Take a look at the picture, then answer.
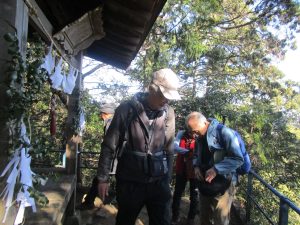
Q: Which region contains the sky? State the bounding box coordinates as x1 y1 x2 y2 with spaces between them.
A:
83 63 140 101
276 33 300 82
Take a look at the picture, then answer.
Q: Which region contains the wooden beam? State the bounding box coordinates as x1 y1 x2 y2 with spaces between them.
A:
53 6 105 56
87 49 130 63
105 30 140 46
27 0 53 41
91 43 134 59
94 56 129 70
104 17 144 36
114 0 156 12
86 50 130 69
130 0 167 62
25 0 81 70
105 0 152 27
103 38 137 52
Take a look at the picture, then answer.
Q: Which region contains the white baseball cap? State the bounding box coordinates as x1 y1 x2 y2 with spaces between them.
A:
151 68 181 100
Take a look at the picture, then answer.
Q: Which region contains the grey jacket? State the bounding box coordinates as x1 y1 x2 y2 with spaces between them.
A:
97 93 175 183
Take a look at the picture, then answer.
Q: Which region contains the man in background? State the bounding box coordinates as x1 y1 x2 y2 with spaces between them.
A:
78 103 116 210
188 112 244 225
172 128 199 225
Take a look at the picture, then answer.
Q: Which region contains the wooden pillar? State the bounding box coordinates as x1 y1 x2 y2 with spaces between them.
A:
64 52 82 217
0 1 28 224
65 52 83 175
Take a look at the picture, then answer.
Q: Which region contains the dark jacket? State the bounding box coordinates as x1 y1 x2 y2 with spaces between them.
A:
97 93 175 183
103 118 113 134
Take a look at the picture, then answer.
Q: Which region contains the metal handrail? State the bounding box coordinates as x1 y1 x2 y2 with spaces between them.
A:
245 170 300 225
31 149 100 168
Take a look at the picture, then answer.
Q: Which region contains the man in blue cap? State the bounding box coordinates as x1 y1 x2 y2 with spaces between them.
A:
78 103 116 210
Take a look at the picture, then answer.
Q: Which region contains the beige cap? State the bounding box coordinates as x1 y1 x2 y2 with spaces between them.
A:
151 68 181 100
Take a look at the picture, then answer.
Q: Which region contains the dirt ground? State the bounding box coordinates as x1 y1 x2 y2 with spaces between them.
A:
70 187 243 225
75 196 199 225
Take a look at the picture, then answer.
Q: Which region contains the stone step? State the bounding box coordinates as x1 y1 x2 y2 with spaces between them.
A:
25 173 76 225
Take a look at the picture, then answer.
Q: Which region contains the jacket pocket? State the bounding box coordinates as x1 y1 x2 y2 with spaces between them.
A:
117 151 148 179
147 154 168 177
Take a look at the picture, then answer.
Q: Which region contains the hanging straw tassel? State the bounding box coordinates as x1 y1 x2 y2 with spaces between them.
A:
50 94 57 136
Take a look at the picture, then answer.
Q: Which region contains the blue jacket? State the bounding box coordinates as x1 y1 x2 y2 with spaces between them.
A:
193 119 244 181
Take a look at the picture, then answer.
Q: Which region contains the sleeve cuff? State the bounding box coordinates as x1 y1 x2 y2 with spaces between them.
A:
97 176 109 183
213 166 219 174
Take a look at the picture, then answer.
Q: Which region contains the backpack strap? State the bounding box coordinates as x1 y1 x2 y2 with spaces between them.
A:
164 104 169 126
110 102 136 173
216 123 238 150
162 104 169 148
114 101 169 159
216 123 225 146
216 123 251 175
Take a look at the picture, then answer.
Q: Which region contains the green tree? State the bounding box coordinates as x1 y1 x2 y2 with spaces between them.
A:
127 0 300 223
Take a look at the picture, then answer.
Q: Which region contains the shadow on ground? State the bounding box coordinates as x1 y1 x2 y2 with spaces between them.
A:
65 187 244 225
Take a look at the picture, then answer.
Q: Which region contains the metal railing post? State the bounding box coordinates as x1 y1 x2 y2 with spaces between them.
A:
246 172 253 223
278 199 289 225
77 145 82 185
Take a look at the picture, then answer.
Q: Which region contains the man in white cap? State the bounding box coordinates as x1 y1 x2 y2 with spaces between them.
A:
97 68 181 225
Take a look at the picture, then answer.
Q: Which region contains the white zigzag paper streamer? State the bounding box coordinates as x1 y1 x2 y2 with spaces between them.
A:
0 120 37 225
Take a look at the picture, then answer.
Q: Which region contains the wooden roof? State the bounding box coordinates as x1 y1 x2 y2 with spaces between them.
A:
35 0 167 69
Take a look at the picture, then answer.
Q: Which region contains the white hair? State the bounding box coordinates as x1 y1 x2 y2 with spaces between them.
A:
185 112 207 129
